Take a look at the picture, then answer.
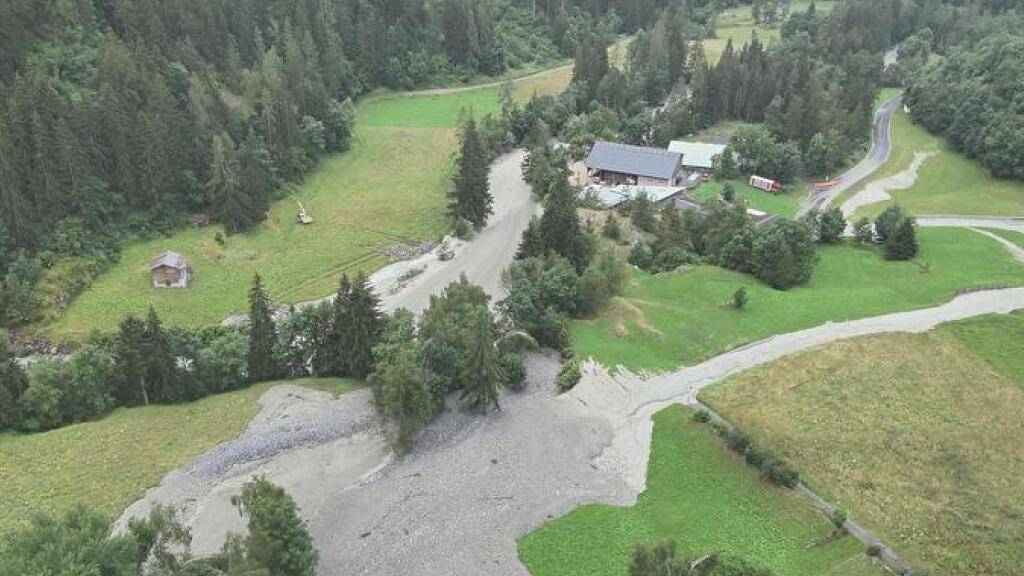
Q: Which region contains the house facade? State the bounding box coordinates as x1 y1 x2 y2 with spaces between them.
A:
149 251 190 288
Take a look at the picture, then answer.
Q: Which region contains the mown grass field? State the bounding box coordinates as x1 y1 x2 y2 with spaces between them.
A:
518 406 881 576
51 70 570 338
0 377 361 542
691 178 803 218
571 227 1024 371
847 109 1024 220
705 1 835 62
700 312 1024 575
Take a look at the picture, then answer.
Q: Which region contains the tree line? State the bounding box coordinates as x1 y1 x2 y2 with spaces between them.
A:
0 0 673 330
1 476 318 576
902 5 1024 181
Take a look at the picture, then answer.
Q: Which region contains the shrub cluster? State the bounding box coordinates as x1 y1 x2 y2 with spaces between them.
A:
555 359 583 393
698 416 802 489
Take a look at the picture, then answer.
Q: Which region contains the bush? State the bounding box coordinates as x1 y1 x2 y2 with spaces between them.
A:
765 459 800 487
721 428 751 453
816 208 846 244
743 445 769 468
721 182 736 202
628 241 655 269
602 213 623 241
555 359 582 392
500 352 527 391
693 409 711 423
650 247 699 273
732 287 748 309
629 193 657 232
830 508 848 529
853 217 873 244
866 544 883 557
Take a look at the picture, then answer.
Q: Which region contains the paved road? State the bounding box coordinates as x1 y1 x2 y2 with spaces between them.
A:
797 96 901 218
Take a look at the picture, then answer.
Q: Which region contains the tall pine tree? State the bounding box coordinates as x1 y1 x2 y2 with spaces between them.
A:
248 274 279 382
208 133 263 234
460 308 502 413
141 306 179 403
539 177 590 272
343 273 384 378
447 117 492 230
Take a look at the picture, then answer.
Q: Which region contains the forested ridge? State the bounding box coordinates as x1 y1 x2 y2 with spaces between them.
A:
0 0 671 328
900 4 1024 180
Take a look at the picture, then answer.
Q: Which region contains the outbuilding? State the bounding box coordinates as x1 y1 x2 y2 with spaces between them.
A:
585 141 683 186
667 141 727 172
149 251 190 288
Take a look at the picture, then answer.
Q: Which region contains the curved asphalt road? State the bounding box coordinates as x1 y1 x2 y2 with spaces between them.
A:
796 96 901 218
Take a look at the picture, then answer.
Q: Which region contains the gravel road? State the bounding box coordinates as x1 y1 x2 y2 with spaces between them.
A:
839 152 933 217
379 149 537 314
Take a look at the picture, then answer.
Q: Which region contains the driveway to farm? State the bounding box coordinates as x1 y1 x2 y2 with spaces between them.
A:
379 149 537 313
120 284 1024 576
796 96 901 218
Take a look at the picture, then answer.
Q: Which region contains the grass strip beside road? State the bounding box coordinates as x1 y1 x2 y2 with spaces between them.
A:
571 227 1024 372
0 378 362 542
518 405 881 576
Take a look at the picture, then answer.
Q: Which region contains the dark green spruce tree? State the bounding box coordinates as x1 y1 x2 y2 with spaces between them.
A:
326 273 354 376
539 178 590 272
141 306 178 403
460 308 502 413
343 273 384 378
115 314 149 406
248 274 279 382
447 117 492 230
208 133 263 234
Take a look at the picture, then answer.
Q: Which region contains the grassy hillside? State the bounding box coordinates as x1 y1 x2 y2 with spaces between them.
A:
51 71 569 338
704 1 835 62
701 313 1024 575
518 406 881 576
847 109 1024 219
0 378 361 542
571 227 1024 371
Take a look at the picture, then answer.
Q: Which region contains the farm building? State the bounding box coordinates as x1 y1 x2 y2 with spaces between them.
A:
667 141 727 171
149 251 190 288
585 141 683 186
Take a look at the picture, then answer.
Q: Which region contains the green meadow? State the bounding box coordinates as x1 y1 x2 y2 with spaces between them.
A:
51 70 570 338
572 227 1024 372
702 312 1024 574
518 406 881 576
847 109 1024 219
0 378 361 542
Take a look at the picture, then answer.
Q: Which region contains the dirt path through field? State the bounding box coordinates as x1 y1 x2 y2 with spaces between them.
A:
839 151 933 217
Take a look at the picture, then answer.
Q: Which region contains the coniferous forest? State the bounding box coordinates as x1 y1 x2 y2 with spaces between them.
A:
0 0 672 281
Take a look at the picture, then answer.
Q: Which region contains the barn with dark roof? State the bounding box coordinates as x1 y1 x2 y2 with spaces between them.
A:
584 141 684 186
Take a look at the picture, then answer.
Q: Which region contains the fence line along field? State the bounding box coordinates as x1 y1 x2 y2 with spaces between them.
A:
50 70 569 339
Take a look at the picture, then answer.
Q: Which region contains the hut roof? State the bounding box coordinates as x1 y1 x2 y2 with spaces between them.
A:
149 251 187 271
